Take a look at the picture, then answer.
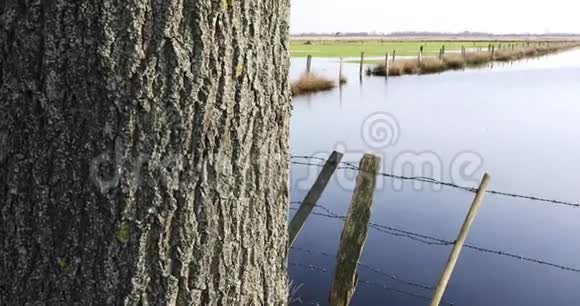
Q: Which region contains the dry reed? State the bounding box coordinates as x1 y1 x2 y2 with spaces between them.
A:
370 44 578 78
291 73 336 96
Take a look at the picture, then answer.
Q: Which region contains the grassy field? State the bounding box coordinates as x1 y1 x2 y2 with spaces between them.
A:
290 40 517 58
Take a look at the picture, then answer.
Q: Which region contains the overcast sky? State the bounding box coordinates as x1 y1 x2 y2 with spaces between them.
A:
290 0 578 34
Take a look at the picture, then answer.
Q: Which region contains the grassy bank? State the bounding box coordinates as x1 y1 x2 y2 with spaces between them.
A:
369 45 578 77
290 40 512 58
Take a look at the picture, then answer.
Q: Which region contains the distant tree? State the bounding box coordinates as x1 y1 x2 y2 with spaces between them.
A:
0 0 291 304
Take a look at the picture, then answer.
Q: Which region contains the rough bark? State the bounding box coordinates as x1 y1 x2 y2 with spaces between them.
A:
0 0 291 305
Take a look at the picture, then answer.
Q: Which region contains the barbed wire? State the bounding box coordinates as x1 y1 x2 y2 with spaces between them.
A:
289 202 580 274
290 156 580 208
290 246 435 291
289 260 455 306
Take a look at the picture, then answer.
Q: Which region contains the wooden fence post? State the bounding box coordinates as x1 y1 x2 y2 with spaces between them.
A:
306 54 312 74
329 154 381 306
392 49 396 62
359 52 365 79
288 151 344 247
461 46 466 59
441 45 445 59
430 173 492 306
418 46 424 65
491 45 495 59
384 52 389 79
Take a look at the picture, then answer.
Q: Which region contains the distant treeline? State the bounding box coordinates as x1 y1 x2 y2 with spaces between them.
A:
292 31 580 38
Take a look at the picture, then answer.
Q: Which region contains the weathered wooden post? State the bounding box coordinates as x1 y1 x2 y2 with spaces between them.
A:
430 173 492 306
306 54 312 73
461 46 466 59
329 154 381 306
384 52 390 79
418 45 424 65
491 45 495 59
392 49 396 62
359 52 365 79
288 151 344 246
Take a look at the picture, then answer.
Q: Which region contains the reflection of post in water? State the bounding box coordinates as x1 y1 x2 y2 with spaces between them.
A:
339 82 344 109
339 57 344 86
306 92 312 108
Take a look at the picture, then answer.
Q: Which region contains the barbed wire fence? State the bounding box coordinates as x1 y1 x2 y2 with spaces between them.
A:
289 260 455 306
287 155 580 304
290 156 580 208
289 202 580 274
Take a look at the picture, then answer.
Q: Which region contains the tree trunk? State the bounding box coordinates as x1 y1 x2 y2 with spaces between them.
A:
0 1 291 305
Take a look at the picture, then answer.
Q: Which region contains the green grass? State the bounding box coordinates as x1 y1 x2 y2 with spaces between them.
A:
290 40 519 58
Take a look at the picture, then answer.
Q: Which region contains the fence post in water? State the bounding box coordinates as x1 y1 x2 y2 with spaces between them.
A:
461 46 466 59
491 45 496 59
329 154 381 306
430 173 492 306
392 49 396 62
306 54 312 74
384 52 390 79
359 52 365 79
418 46 424 65
288 151 344 247
339 57 344 86
442 45 446 59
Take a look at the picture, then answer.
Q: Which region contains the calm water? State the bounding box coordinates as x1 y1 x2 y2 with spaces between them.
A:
288 49 580 306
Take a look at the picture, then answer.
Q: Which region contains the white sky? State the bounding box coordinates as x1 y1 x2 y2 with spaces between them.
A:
290 0 579 34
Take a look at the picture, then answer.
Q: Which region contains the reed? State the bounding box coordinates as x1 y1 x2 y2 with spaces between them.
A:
443 55 466 70
419 58 447 74
291 73 336 96
464 52 490 66
370 44 579 78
